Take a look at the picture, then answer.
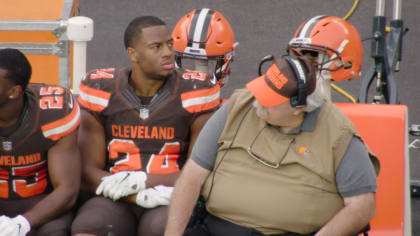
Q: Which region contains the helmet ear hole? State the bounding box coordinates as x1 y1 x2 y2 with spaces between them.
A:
344 62 352 69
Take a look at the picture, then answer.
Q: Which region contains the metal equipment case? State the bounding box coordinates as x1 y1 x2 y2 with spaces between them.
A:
0 0 79 87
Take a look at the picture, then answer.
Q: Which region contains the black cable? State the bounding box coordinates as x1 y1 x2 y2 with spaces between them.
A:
206 105 253 201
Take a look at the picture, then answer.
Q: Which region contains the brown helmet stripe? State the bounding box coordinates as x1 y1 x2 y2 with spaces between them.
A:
187 8 215 49
296 15 327 38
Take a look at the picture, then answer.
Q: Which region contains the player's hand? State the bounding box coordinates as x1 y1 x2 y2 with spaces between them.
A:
96 171 147 201
0 215 31 236
136 185 173 208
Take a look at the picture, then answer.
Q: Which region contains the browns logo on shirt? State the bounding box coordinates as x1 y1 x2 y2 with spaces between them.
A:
78 67 220 174
0 84 80 199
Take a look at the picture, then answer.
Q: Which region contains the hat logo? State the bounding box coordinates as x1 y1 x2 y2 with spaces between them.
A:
298 146 310 157
266 64 288 90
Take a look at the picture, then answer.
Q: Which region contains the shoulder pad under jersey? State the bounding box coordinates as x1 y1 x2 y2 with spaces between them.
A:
78 68 117 112
178 69 221 114
29 83 80 141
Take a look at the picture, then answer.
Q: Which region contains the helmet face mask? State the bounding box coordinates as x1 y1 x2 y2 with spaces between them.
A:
317 52 334 81
288 15 362 82
175 53 222 81
172 8 236 87
290 46 344 73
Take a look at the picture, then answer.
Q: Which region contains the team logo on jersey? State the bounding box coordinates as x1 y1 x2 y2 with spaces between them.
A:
2 141 12 151
209 74 217 85
298 146 310 157
139 108 149 120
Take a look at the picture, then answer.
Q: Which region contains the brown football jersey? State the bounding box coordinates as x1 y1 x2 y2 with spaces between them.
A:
78 67 220 174
0 84 80 199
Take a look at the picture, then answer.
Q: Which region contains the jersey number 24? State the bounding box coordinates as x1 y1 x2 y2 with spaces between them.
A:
108 139 180 174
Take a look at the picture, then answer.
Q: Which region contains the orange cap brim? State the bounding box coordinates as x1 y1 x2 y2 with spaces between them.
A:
246 75 290 107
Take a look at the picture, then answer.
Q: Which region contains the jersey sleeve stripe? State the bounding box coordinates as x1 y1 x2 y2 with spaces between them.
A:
181 85 220 113
78 83 111 112
41 97 81 141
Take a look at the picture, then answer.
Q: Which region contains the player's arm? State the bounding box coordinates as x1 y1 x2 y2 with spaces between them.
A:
315 137 377 235
164 159 210 236
188 111 215 158
315 192 375 236
22 130 80 227
166 102 227 235
78 109 110 193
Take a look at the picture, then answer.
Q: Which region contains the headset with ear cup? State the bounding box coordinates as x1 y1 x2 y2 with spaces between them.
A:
283 55 308 108
257 55 308 108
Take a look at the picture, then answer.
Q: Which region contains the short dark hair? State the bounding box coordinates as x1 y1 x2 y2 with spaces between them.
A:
124 16 167 49
0 48 32 91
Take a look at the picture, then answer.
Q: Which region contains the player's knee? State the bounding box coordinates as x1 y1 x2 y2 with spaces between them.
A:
138 206 168 236
71 197 137 236
71 212 107 235
36 211 72 236
37 228 69 236
138 220 165 236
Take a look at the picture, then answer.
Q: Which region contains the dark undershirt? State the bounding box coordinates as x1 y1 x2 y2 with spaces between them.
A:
138 96 154 106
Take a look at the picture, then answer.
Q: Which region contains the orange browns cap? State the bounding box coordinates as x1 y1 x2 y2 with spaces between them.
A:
246 56 316 107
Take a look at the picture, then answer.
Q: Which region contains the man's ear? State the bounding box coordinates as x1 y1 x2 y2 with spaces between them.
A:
7 85 22 100
127 47 138 63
